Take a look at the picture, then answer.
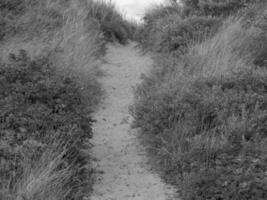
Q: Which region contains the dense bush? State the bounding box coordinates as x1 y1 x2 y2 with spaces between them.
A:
143 3 182 23
142 13 221 54
0 50 97 199
0 1 110 199
0 0 65 41
87 0 136 44
0 0 25 16
132 3 267 200
138 0 266 55
0 0 139 199
0 0 134 44
138 2 223 55
181 0 265 17
0 0 24 40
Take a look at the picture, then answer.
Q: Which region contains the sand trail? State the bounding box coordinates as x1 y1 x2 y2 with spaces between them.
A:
91 43 176 200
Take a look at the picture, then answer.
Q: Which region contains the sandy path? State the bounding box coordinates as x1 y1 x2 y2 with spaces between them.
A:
90 43 176 200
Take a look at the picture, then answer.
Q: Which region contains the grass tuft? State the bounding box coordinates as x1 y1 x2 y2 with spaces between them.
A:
87 0 136 44
132 2 267 199
0 0 130 199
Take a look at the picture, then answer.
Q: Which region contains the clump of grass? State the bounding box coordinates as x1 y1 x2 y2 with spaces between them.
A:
138 3 222 54
0 50 96 200
181 0 265 17
0 0 65 42
87 0 135 44
132 2 267 200
0 0 112 199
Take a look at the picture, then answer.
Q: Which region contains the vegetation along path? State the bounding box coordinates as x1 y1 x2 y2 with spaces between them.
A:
90 42 176 200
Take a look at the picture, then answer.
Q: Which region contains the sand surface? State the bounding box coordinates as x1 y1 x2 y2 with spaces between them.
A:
90 43 176 200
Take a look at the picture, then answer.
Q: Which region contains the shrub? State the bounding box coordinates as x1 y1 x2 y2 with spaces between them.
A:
0 0 108 199
143 4 182 24
181 0 265 17
0 0 25 16
142 12 221 54
0 50 96 199
132 6 267 200
0 0 24 41
138 0 267 55
0 0 65 42
138 2 223 55
87 0 133 44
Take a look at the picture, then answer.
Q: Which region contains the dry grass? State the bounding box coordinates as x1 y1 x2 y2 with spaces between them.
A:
0 0 115 199
15 147 71 200
0 0 105 107
138 3 222 54
132 3 267 199
185 18 264 76
87 0 136 44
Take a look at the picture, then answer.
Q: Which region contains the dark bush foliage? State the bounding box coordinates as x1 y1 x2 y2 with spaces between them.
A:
0 0 64 42
132 2 267 200
138 0 265 55
0 0 24 41
0 0 25 16
133 57 267 200
143 4 182 24
0 0 116 199
141 12 221 54
181 0 265 17
0 50 95 199
87 0 135 44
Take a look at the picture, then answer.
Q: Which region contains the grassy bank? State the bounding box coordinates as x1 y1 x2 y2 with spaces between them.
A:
0 0 133 199
132 1 267 199
87 0 137 44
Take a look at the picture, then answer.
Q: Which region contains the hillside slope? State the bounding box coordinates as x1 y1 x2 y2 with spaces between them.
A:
0 0 134 199
132 1 267 200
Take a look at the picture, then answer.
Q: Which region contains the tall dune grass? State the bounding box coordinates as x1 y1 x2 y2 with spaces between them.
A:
0 0 131 199
137 3 222 54
87 0 136 44
132 2 267 199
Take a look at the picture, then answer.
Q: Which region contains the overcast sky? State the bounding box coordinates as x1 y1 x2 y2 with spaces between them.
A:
99 0 166 21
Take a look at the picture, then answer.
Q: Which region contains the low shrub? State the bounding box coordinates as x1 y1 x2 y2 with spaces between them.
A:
87 0 134 44
132 6 267 200
181 0 265 17
145 14 221 54
139 3 222 55
0 0 65 42
0 0 116 199
0 0 25 16
0 50 97 199
0 0 24 41
143 3 182 24
138 0 267 55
